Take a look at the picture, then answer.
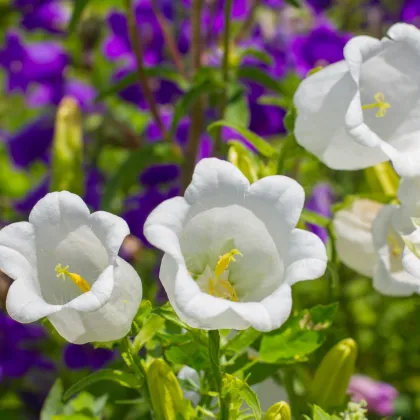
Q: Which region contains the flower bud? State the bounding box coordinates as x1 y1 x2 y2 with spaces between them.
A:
310 338 358 410
148 359 188 420
263 401 292 420
51 97 84 195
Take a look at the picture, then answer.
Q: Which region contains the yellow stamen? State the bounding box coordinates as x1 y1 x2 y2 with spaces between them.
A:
362 92 391 118
387 233 402 258
55 263 91 293
215 249 243 279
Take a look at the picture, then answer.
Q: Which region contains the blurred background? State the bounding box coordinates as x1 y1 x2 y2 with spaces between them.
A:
1 0 420 418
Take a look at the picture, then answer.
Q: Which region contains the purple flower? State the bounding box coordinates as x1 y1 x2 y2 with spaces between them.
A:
7 115 55 169
305 183 334 243
122 186 179 246
401 0 420 26
291 23 350 76
0 312 50 380
15 0 70 34
348 375 398 417
306 0 333 13
140 164 180 186
64 344 115 371
0 32 68 93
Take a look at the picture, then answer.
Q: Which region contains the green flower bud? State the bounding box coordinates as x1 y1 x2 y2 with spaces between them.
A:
148 359 189 420
51 97 84 194
310 338 358 411
263 401 292 420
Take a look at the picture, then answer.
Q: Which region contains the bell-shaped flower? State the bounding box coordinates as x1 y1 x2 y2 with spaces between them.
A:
294 23 420 177
371 179 420 296
333 199 383 277
144 158 327 331
0 191 142 344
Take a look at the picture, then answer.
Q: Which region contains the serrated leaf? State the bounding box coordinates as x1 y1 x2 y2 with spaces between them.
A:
208 121 277 158
301 209 330 228
259 304 338 363
133 313 165 353
68 0 89 34
312 405 341 420
101 143 178 211
63 370 142 401
154 302 189 329
41 379 64 420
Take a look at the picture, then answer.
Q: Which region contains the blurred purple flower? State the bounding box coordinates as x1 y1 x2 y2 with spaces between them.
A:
64 344 115 371
140 164 180 186
0 31 68 93
306 0 334 13
123 186 179 246
0 311 51 380
14 0 70 34
348 374 398 417
401 0 420 26
306 183 334 243
291 23 350 76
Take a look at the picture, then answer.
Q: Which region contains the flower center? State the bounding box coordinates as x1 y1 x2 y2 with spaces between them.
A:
362 92 391 118
208 249 242 302
55 263 91 293
387 232 402 258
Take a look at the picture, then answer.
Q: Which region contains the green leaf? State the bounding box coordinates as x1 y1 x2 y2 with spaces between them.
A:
259 304 338 363
154 302 189 329
237 67 283 95
208 121 278 158
169 79 217 138
95 67 187 102
312 405 341 420
63 370 142 401
300 209 330 228
257 95 290 108
68 0 89 34
41 379 64 420
238 382 261 419
224 328 261 355
133 313 165 353
101 143 179 211
283 106 297 133
225 85 250 128
238 47 274 65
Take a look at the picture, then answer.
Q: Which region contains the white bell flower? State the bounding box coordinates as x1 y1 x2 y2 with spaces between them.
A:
294 23 420 177
1 191 142 344
144 158 327 332
333 199 383 277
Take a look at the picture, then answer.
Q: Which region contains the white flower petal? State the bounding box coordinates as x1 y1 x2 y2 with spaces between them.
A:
246 176 304 254
402 230 420 278
48 258 142 344
373 260 419 296
90 211 130 261
144 197 190 261
284 229 327 285
294 60 388 170
184 158 249 214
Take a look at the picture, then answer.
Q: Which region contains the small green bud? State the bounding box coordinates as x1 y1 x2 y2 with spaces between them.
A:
227 141 259 182
263 401 292 420
310 338 358 411
148 359 189 420
51 97 84 194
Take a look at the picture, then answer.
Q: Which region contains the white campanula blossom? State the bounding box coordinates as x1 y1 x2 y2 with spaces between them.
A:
294 23 420 178
0 191 142 344
144 158 327 332
333 199 383 277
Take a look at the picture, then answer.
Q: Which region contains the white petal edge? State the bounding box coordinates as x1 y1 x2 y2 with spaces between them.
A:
90 211 130 261
283 229 327 285
47 258 142 344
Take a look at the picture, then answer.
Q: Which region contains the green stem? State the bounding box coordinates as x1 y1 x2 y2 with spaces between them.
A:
208 330 229 420
214 0 234 157
276 134 294 174
123 0 169 143
281 369 301 418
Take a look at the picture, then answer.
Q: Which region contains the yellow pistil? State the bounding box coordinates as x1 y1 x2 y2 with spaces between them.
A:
387 232 402 258
207 249 242 302
362 92 391 118
55 263 91 293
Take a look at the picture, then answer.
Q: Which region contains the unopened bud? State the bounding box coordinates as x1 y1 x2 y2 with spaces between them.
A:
51 97 84 194
148 359 188 420
263 401 292 420
310 338 358 411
